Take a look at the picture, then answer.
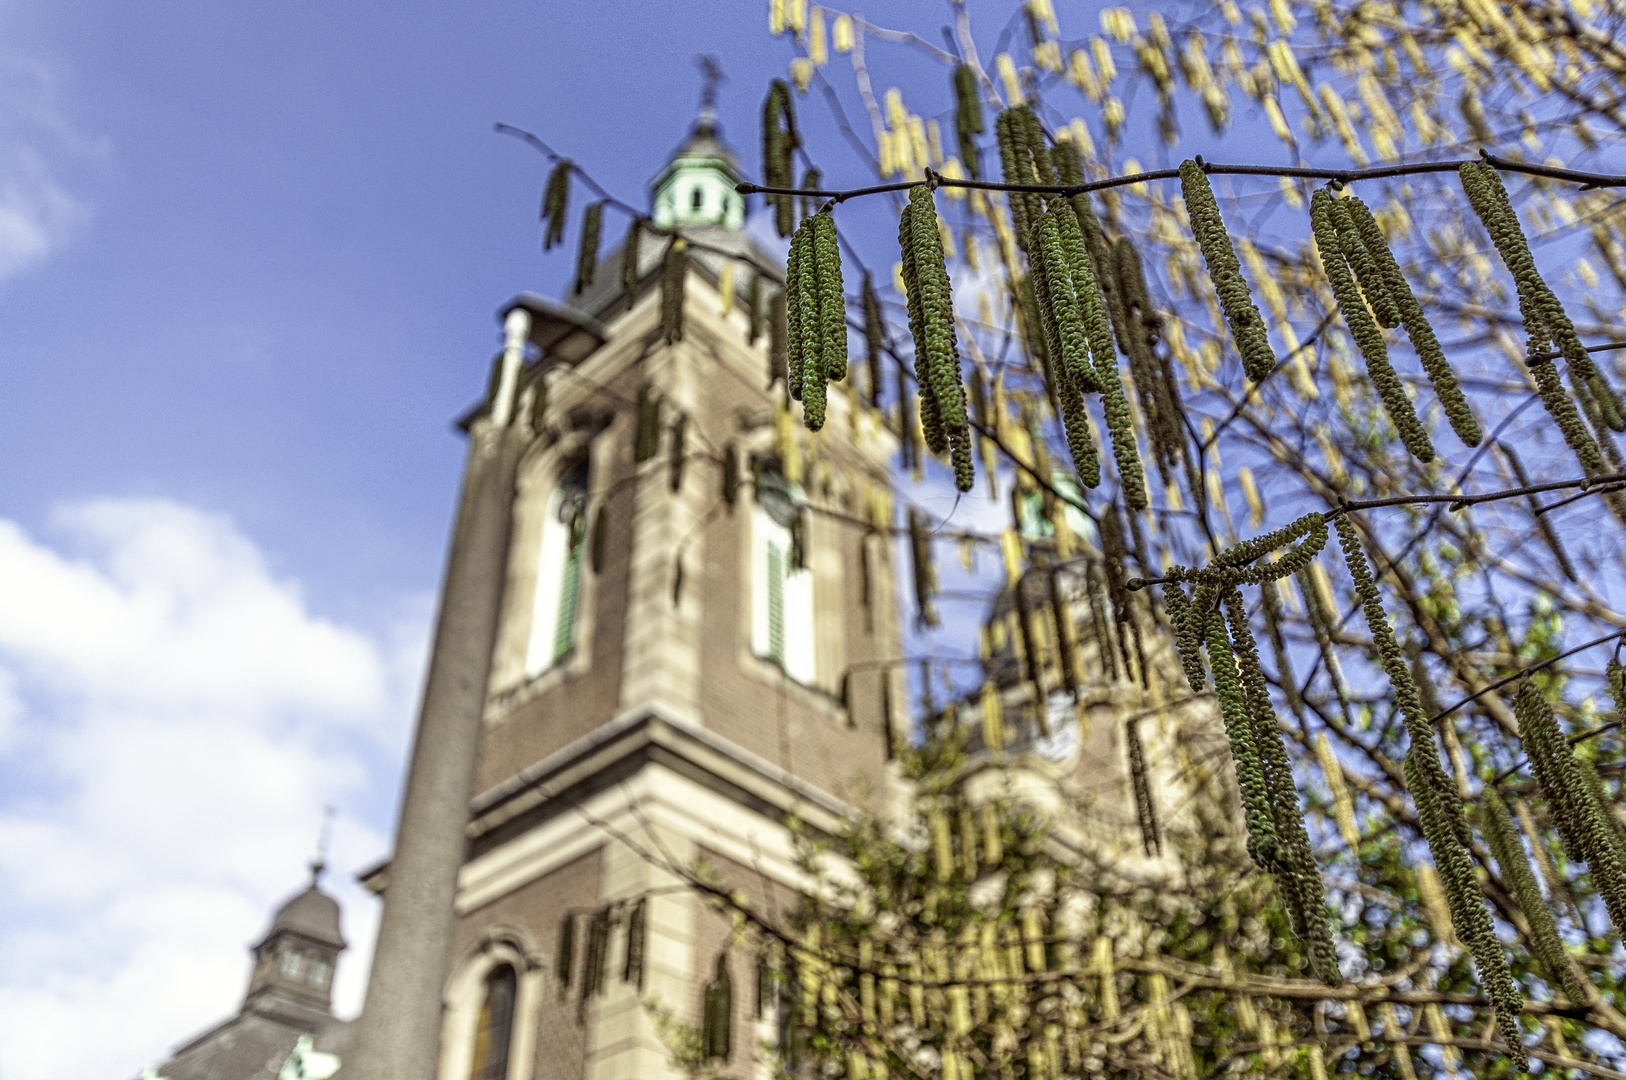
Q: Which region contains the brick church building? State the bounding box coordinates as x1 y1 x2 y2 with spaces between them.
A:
141 92 1220 1080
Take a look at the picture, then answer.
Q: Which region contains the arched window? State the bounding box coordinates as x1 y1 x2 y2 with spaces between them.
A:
470 963 518 1080
691 186 705 210
525 459 590 675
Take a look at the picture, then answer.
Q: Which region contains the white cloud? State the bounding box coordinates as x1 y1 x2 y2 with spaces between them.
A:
0 499 426 1080
0 54 98 282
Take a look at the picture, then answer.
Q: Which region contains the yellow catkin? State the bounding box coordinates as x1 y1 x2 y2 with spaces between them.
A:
995 53 1023 104
1425 1002 1461 1078
1416 863 1460 947
718 262 735 317
808 6 827 65
832 14 853 52
1380 1002 1418 1080
981 802 1003 863
1238 466 1264 527
1093 937 1119 1020
981 681 1005 752
1314 733 1362 851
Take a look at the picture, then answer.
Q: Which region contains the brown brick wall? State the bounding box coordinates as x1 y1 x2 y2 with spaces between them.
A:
449 846 605 1080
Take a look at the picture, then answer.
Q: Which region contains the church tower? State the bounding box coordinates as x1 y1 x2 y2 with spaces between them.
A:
349 95 903 1080
149 862 353 1080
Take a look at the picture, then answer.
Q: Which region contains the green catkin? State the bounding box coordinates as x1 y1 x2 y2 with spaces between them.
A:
1200 604 1279 868
1032 242 1101 489
1067 214 1148 509
1052 199 1117 386
1343 194 1482 446
1337 517 1525 1057
1223 589 1341 985
661 239 687 344
800 167 823 222
634 384 661 463
575 201 602 294
556 914 575 1000
899 202 947 456
1460 162 1625 501
1117 236 1187 482
1310 189 1436 463
797 223 825 408
1033 207 1095 392
1126 718 1161 856
669 413 686 492
1478 785 1588 1003
620 218 641 299
995 110 1029 251
768 290 789 388
996 107 1053 253
906 184 973 490
1018 270 1052 371
1055 363 1102 489
590 504 609 574
786 219 811 400
1610 659 1626 719
814 213 847 383
541 160 571 251
1162 582 1205 690
953 64 983 179
1516 678 1626 935
1460 161 1625 425
624 900 646 988
797 222 828 427
908 508 938 627
721 443 739 507
1516 678 1589 860
1179 160 1276 382
1328 195 1400 329
863 272 885 408
1578 756 1626 868
747 271 764 345
762 80 798 238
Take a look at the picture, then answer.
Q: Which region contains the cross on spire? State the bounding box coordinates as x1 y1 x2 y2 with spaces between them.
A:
695 55 725 129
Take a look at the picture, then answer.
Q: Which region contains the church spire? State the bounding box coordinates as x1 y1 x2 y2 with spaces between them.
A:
650 60 745 230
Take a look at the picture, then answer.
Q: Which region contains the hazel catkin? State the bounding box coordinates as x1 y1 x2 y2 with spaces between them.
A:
1311 189 1435 463
1180 160 1276 382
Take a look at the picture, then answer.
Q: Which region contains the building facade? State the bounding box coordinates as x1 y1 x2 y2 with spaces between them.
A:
342 103 1230 1080
357 112 906 1080
146 865 351 1080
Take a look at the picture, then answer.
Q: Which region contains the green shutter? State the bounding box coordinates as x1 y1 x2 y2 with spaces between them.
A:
767 542 786 664
553 534 583 662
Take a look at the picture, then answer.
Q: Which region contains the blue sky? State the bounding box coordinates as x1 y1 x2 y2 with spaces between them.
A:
0 1 986 1076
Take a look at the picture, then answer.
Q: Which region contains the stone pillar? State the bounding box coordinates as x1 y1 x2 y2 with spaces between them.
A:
347 309 531 1080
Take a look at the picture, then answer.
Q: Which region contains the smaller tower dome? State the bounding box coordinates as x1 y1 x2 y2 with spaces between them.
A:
244 861 347 1012
650 61 745 230
263 882 345 950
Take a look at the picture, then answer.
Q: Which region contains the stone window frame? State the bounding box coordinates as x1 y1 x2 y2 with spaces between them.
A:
438 933 544 1080
490 420 612 707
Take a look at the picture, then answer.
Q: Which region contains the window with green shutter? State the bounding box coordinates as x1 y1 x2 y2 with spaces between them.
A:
525 458 590 677
553 525 584 663
766 542 786 664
